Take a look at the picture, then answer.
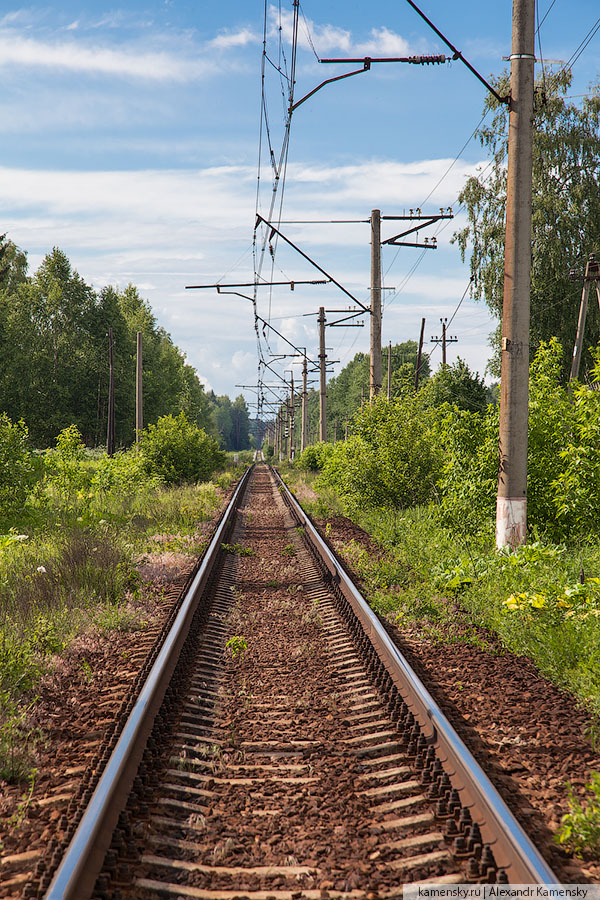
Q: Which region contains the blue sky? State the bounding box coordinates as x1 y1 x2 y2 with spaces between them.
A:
2 1 599 410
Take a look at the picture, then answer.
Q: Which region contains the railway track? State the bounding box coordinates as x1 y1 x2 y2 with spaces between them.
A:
25 464 560 900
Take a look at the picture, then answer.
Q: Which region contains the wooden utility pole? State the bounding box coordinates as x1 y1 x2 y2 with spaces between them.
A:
344 413 348 441
301 357 309 452
136 331 143 446
496 0 536 548
107 327 115 457
386 341 392 399
318 307 327 442
370 209 383 400
415 317 426 391
570 255 600 382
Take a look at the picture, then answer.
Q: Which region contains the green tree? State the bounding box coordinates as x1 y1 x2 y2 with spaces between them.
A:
0 248 106 446
455 70 600 378
0 234 28 292
230 395 251 450
421 358 488 413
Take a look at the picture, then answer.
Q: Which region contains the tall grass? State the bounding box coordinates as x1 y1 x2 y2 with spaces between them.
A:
0 453 238 782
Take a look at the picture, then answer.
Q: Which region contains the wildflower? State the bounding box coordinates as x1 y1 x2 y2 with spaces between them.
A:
36 565 47 574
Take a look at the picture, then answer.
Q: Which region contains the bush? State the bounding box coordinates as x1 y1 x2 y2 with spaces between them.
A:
318 396 442 514
91 448 162 502
139 412 225 485
0 414 36 522
295 442 334 471
439 339 577 538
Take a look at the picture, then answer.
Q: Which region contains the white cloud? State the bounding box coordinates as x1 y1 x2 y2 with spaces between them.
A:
275 6 414 58
209 28 259 50
0 31 213 80
355 27 410 57
0 155 490 394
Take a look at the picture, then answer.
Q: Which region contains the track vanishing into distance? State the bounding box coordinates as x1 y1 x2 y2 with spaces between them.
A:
25 464 559 900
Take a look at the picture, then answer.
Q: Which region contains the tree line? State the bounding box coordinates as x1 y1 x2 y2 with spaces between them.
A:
0 240 251 451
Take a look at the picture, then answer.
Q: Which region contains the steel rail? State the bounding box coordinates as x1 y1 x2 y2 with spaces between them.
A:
43 466 253 900
272 466 560 886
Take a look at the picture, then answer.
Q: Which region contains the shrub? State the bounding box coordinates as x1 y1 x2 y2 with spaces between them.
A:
43 424 89 516
91 448 162 502
318 396 442 514
139 412 225 485
439 339 576 538
0 415 36 523
295 442 334 471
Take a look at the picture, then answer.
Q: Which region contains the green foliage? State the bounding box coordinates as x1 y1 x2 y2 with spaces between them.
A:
421 358 488 414
0 694 39 783
221 543 254 557
439 339 576 537
0 415 36 523
44 424 88 515
454 69 600 377
295 441 334 471
0 247 216 447
210 393 251 451
225 635 247 659
558 772 600 856
552 351 600 537
91 449 162 502
318 395 442 514
139 412 225 485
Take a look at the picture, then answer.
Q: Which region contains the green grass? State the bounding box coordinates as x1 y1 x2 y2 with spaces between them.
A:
287 470 600 714
0 464 237 782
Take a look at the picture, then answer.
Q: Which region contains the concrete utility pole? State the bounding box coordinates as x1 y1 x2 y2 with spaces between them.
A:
441 317 457 365
289 374 295 462
370 209 383 400
107 327 115 457
318 307 327 441
136 331 143 446
570 255 600 382
415 317 426 391
386 341 392 399
496 0 536 548
431 318 457 365
301 357 309 452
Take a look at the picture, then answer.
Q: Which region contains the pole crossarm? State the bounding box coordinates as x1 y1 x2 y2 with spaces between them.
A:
381 212 453 246
185 279 330 290
255 215 369 312
291 54 446 112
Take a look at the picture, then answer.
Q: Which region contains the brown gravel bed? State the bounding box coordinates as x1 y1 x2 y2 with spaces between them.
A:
137 468 464 898
0 494 232 900
316 513 600 883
